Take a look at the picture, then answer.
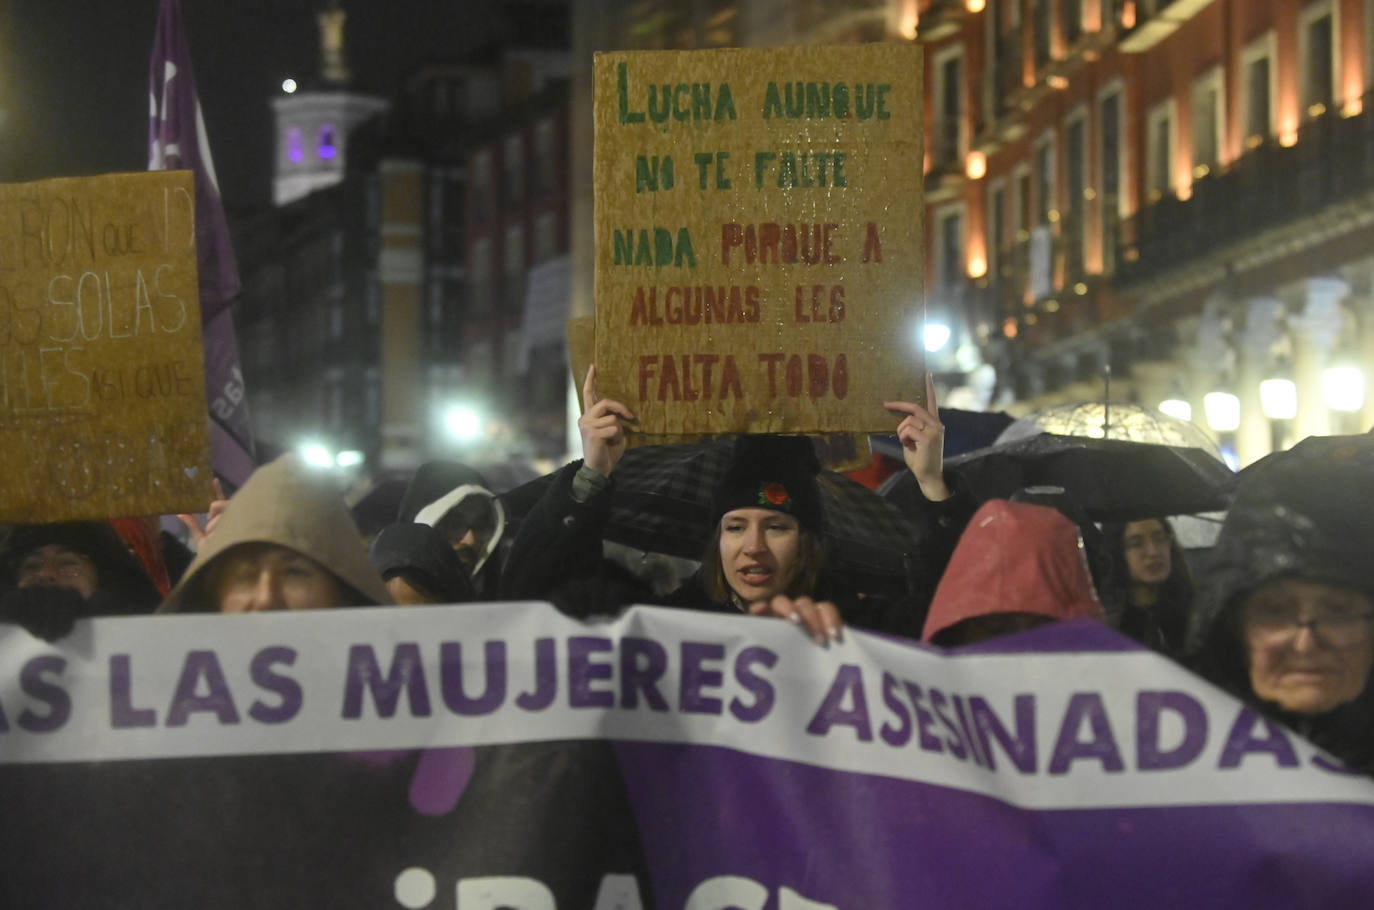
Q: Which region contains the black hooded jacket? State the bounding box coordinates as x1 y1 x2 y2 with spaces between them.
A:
1188 453 1374 775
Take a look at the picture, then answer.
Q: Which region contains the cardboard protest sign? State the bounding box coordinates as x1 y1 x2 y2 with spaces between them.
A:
594 45 925 437
4 604 1374 908
0 171 211 521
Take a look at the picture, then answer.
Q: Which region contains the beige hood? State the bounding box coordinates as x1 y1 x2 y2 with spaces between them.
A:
160 454 392 613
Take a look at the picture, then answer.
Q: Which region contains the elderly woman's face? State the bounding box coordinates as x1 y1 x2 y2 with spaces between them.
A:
719 508 801 604
1243 578 1374 714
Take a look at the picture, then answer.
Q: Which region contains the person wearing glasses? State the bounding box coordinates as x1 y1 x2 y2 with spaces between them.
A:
1191 454 1374 774
0 523 162 641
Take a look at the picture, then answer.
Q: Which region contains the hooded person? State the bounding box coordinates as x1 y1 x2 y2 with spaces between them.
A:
921 499 1104 647
159 454 391 613
0 521 163 641
368 522 476 605
1190 454 1374 774
397 461 509 600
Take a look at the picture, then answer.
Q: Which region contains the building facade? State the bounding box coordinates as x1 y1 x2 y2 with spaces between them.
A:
571 0 1374 465
233 7 573 476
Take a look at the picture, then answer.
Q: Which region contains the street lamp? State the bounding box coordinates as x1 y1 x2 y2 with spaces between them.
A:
299 442 335 469
1258 378 1298 420
336 450 365 469
443 404 484 443
923 322 951 353
1203 391 1240 432
1323 365 1366 412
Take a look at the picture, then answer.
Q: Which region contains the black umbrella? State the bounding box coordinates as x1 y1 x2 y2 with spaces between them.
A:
1239 431 1374 482
503 438 922 592
896 432 1235 523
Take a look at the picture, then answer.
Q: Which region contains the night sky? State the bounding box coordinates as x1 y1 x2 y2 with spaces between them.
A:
4 0 556 210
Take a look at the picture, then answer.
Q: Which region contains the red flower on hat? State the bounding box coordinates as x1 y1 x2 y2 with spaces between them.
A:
760 482 789 506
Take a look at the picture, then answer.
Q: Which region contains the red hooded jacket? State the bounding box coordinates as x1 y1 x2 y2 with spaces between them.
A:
921 499 1103 643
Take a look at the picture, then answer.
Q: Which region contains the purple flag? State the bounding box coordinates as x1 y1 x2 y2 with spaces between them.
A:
148 0 255 488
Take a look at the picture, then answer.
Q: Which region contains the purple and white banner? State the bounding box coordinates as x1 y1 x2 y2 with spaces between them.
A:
2 603 1373 908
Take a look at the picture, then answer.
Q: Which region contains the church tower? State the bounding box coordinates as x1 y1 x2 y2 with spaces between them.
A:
271 2 388 206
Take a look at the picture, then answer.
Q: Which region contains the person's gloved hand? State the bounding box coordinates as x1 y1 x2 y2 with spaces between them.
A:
0 584 90 643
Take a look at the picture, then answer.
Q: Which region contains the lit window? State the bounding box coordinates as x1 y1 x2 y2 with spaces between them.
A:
287 128 303 164
318 124 337 160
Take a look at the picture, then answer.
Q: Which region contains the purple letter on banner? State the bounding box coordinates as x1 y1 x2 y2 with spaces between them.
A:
969 694 1037 773
729 646 777 723
342 644 432 718
620 637 670 711
1136 690 1207 771
18 656 71 734
806 664 873 741
680 642 725 715
1218 707 1300 768
1049 692 1125 774
439 641 508 716
110 654 157 728
248 646 302 724
569 637 614 708
166 651 240 726
516 637 558 711
879 672 912 747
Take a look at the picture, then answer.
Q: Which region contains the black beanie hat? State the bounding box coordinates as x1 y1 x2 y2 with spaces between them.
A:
711 435 824 533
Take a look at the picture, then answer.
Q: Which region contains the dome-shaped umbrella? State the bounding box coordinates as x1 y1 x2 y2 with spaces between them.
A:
998 402 1222 458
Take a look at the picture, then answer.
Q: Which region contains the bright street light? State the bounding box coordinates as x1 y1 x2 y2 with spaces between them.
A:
335 450 365 468
444 404 484 442
1203 391 1241 432
1259 378 1298 420
923 322 951 353
1323 366 1366 412
299 442 335 469
282 77 298 94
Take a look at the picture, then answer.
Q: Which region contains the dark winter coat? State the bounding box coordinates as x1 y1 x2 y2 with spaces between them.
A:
501 460 976 641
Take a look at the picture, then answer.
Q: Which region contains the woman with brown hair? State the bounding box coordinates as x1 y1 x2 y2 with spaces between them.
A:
502 366 967 642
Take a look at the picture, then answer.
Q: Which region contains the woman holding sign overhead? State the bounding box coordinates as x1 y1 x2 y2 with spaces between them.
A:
501 365 972 643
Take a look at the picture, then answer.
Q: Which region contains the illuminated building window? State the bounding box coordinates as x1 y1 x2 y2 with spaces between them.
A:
1241 32 1277 144
1299 1 1338 118
318 124 337 160
1064 109 1088 277
287 127 303 164
1145 98 1176 201
934 205 965 295
933 46 966 170
987 178 1007 278
1191 66 1224 173
1096 82 1125 271
1034 131 1056 226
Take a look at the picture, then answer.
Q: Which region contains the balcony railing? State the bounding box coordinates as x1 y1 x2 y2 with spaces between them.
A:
1117 102 1374 285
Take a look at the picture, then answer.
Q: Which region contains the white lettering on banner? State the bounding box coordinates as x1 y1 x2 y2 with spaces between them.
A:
684 876 767 910
2 602 1374 810
457 876 555 909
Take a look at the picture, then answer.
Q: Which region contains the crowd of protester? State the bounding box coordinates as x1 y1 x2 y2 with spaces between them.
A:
2 366 1373 775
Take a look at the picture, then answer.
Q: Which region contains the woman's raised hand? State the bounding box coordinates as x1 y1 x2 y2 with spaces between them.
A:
176 478 229 550
749 594 844 647
579 364 635 478
884 372 950 501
